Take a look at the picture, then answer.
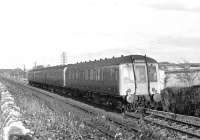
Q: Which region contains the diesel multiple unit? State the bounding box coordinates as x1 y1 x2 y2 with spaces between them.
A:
28 55 161 109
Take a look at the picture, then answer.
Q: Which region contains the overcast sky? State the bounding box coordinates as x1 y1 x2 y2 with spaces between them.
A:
1 0 200 69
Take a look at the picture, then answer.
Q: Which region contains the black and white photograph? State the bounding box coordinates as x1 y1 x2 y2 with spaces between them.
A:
1 0 200 140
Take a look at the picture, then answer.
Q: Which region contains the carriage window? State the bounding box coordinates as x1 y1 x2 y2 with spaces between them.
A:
97 69 100 80
95 69 98 80
85 70 88 80
111 68 115 81
76 71 79 80
122 64 134 83
72 71 74 80
135 65 146 83
71 71 73 80
101 68 104 80
68 71 71 80
115 69 119 81
94 69 97 80
70 71 72 80
149 65 157 82
74 71 76 80
81 71 84 80
73 71 75 80
78 71 80 80
90 69 93 80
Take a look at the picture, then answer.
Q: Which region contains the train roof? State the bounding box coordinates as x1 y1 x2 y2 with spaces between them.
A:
30 55 157 71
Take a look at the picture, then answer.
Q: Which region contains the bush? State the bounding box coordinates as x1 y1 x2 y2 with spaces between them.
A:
161 86 200 116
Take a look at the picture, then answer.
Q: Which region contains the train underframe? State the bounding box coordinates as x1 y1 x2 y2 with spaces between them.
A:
29 81 161 112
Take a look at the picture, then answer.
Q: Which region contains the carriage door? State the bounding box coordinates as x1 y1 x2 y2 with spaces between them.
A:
134 64 148 95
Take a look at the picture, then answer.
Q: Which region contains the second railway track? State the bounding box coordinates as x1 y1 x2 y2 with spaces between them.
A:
126 109 200 139
2 77 200 139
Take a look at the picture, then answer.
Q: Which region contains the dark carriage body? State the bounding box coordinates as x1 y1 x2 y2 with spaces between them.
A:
64 55 157 96
28 66 66 88
28 55 160 104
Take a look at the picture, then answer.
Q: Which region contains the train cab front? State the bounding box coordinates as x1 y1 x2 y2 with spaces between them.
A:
119 61 161 109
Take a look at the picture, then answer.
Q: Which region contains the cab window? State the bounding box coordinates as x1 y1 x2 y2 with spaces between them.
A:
122 64 134 84
135 65 146 83
149 65 157 82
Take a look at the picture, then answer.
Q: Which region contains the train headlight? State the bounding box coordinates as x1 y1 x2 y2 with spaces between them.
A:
126 94 138 103
152 88 157 94
153 93 161 102
126 88 131 95
126 94 133 103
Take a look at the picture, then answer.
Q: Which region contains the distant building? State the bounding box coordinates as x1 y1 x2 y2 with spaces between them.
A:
165 69 200 87
0 69 27 79
159 62 200 88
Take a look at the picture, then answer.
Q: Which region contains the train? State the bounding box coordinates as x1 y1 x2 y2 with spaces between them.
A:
28 55 162 111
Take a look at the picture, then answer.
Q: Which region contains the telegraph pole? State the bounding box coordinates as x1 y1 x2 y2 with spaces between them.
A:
61 52 67 65
34 62 37 69
23 64 26 78
23 64 26 72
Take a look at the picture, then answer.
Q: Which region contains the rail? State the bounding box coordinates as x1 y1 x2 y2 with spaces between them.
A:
126 109 200 139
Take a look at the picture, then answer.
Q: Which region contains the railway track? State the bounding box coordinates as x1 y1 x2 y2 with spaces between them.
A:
2 77 200 139
126 109 200 139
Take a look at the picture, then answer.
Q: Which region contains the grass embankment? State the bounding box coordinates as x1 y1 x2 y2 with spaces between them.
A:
1 80 184 140
7 85 135 140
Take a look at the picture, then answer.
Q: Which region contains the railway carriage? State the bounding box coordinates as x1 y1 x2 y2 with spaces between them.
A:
27 70 34 83
28 55 161 110
45 66 67 87
28 69 46 85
